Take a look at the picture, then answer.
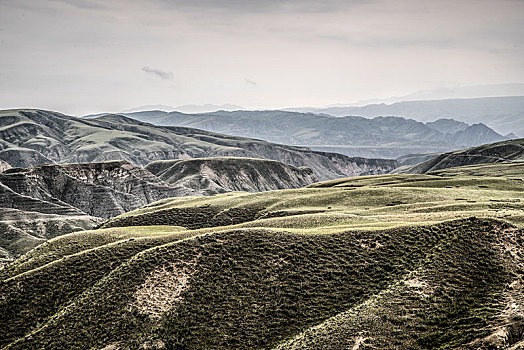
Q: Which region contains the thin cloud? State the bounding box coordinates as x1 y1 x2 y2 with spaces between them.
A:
245 78 257 86
142 67 174 81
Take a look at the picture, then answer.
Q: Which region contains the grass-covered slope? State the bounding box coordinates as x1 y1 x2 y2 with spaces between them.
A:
1 162 523 349
102 162 524 232
145 157 317 195
399 138 524 174
1 219 522 349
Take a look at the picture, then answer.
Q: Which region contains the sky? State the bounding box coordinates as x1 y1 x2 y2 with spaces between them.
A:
0 0 523 115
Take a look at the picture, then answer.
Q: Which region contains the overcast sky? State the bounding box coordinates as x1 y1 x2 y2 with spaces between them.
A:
0 0 523 115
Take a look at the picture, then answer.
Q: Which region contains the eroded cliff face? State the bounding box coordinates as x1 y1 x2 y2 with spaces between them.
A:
0 161 182 260
146 157 318 196
0 182 100 261
0 160 10 173
0 161 179 219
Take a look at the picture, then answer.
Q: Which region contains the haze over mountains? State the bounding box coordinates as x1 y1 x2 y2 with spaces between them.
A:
0 109 396 180
123 104 245 114
290 96 524 137
113 108 512 158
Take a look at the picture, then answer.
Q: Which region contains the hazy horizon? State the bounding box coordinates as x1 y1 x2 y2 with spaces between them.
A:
1 0 523 115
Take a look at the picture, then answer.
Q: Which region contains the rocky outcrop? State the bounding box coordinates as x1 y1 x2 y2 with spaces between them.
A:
0 160 180 259
0 160 10 173
145 157 318 195
0 182 99 260
0 109 397 180
399 138 524 174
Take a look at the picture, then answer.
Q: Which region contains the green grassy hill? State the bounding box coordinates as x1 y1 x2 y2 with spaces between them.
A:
1 162 523 349
102 162 524 232
399 138 524 174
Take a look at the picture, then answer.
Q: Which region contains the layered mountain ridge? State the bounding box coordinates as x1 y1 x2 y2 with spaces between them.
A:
109 109 511 158
287 96 524 137
0 109 397 180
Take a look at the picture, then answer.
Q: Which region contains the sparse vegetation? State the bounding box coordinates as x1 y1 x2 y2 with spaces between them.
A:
101 162 524 232
1 161 523 349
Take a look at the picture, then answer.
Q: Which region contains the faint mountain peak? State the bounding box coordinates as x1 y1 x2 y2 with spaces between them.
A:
121 103 245 114
425 119 469 134
122 105 176 113
173 104 245 114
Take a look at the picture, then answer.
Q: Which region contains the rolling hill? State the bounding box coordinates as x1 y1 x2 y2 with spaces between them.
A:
0 157 321 260
1 162 523 349
112 109 511 158
399 138 524 174
0 109 397 180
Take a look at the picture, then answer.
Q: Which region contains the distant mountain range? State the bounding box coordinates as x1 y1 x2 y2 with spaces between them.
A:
122 103 245 114
0 109 397 180
110 109 512 159
288 96 524 137
304 83 524 108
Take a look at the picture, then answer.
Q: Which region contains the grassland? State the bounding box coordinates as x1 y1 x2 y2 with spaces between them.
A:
102 162 524 232
1 162 523 349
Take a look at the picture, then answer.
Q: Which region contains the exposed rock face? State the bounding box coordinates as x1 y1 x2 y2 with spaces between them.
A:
0 160 180 259
399 138 524 174
0 109 397 180
145 157 318 195
0 182 99 260
0 158 322 258
0 161 179 219
0 160 10 173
